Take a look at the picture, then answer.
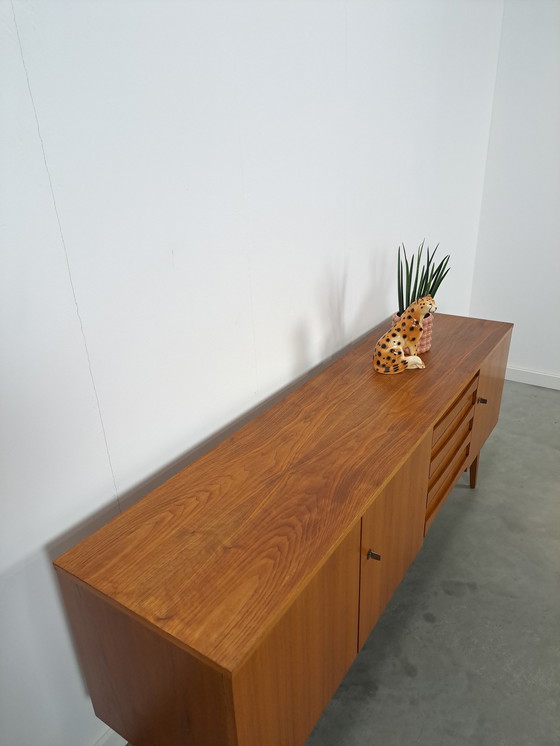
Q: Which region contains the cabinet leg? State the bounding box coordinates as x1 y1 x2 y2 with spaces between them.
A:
469 455 479 489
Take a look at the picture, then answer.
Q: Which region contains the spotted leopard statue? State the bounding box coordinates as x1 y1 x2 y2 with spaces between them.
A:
373 295 437 375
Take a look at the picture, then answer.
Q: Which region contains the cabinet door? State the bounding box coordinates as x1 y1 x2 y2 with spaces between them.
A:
469 331 512 462
358 434 431 649
233 522 361 746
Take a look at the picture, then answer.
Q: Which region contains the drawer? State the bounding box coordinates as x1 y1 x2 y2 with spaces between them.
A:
430 403 475 478
431 375 478 449
427 431 471 510
425 440 471 531
425 375 478 531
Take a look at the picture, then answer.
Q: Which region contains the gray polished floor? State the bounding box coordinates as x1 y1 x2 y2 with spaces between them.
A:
306 380 560 746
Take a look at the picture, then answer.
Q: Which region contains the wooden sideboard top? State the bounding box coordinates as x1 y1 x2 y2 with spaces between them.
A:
55 314 512 674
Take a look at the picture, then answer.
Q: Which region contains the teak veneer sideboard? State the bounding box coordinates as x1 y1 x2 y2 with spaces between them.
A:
54 313 512 746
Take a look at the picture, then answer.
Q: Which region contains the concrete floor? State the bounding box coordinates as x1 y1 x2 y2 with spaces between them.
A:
306 380 560 746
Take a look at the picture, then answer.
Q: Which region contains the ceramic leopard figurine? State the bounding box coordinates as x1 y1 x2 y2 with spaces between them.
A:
373 295 437 375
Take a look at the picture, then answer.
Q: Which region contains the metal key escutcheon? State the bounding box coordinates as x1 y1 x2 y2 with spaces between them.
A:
367 549 381 561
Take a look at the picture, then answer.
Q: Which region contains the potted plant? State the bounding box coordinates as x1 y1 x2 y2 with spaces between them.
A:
394 240 450 352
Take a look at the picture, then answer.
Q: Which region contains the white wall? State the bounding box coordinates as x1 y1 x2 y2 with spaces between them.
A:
472 0 560 389
1 2 504 745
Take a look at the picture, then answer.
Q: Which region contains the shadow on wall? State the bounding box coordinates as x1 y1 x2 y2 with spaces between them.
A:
290 262 349 380
291 249 393 384
44 500 128 696
320 263 348 360
359 248 394 328
0 543 114 743
323 250 393 364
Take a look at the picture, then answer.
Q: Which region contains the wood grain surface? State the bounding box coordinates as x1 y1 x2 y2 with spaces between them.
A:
56 568 237 746
232 524 361 746
55 314 512 674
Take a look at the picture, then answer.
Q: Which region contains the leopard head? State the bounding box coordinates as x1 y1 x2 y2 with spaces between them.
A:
406 295 437 319
419 295 437 315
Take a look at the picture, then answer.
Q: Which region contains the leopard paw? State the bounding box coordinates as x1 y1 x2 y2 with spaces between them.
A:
405 355 425 369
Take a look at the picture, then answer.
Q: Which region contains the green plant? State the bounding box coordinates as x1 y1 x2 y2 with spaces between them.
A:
397 240 450 316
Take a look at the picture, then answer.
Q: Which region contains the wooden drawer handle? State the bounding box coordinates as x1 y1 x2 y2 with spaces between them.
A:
367 549 381 561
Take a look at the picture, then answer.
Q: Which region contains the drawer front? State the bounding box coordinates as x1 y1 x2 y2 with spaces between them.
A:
429 400 475 479
425 375 478 530
431 376 478 448
428 434 471 510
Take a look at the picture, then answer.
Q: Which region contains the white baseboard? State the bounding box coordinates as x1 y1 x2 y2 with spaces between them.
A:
506 366 560 390
94 729 127 746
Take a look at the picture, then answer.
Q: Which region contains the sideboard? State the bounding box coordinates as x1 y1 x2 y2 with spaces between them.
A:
54 313 512 746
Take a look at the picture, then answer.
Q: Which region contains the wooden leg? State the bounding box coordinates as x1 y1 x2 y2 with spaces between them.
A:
469 455 479 489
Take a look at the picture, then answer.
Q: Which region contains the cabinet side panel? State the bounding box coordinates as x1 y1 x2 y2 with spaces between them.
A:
359 433 431 649
55 568 237 746
232 523 361 746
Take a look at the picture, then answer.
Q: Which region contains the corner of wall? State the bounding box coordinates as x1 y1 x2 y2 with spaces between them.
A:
468 0 506 318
